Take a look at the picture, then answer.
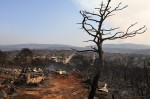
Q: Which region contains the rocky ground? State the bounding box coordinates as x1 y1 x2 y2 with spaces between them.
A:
0 67 129 99
0 67 90 99
9 73 89 99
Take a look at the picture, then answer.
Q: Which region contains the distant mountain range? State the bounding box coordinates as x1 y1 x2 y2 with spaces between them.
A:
0 43 150 55
103 43 150 49
103 43 150 55
0 44 85 51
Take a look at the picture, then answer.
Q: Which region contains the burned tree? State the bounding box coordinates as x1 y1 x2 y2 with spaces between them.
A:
15 48 33 67
78 0 147 98
0 50 7 67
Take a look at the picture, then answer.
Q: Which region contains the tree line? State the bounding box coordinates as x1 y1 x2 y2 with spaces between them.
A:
0 48 53 68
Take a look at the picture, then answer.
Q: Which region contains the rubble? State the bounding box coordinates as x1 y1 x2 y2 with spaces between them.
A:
3 85 16 95
50 69 67 75
38 68 43 72
14 67 44 85
26 74 44 84
0 90 7 99
33 67 37 72
99 83 108 92
0 67 21 75
1 78 14 85
56 70 67 75
0 67 127 99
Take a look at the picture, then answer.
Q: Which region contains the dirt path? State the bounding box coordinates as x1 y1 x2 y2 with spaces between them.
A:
9 72 89 99
64 53 75 64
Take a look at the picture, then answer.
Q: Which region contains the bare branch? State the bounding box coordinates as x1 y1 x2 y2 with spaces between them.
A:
114 3 128 11
104 23 147 40
91 45 98 51
102 32 112 35
87 18 100 23
79 0 146 52
102 27 120 31
71 48 97 52
84 11 101 17
84 23 97 31
103 2 128 20
80 11 98 38
83 40 96 43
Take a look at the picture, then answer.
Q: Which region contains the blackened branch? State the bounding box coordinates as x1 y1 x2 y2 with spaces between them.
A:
71 48 97 52
104 23 147 40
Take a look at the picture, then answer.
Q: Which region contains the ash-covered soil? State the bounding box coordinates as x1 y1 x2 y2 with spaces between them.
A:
0 68 89 99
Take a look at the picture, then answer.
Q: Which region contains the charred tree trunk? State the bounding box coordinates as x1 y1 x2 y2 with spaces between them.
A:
88 43 104 99
88 72 100 99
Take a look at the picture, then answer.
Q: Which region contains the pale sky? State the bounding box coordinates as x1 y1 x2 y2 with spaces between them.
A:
73 0 150 45
0 0 149 46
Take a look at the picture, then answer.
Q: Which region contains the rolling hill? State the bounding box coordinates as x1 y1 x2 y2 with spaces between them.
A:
1 43 150 55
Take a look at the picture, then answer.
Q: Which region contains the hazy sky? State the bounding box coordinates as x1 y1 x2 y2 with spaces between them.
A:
0 0 149 46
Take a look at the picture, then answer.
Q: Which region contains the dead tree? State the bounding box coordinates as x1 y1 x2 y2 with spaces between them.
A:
77 0 147 98
0 50 7 67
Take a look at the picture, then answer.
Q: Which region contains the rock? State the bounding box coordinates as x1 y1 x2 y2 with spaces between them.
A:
0 90 7 99
33 67 37 72
1 78 13 85
38 68 43 72
15 67 45 85
7 87 16 95
99 83 108 92
27 74 44 84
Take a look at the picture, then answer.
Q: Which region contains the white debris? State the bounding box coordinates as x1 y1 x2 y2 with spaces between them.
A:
99 83 108 92
33 67 37 72
38 68 43 72
56 70 67 75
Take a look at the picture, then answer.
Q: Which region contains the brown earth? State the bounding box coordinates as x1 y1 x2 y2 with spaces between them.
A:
8 72 89 99
0 75 12 81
